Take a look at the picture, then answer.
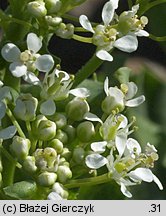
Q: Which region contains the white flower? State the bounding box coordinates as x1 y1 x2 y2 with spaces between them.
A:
1 33 54 84
104 77 145 108
79 1 149 61
47 192 63 200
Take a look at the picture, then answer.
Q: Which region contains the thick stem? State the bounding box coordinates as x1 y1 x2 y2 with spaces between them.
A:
73 54 103 88
64 173 112 189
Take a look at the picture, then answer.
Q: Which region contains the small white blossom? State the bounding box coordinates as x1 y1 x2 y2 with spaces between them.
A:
1 33 54 84
79 1 149 61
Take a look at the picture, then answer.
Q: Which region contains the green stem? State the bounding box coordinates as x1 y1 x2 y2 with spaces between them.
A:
26 121 31 135
64 173 112 189
72 34 92 43
30 139 37 154
73 54 103 88
149 34 166 42
6 107 26 138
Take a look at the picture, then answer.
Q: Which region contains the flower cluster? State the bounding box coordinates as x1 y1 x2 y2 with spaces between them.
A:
79 0 149 61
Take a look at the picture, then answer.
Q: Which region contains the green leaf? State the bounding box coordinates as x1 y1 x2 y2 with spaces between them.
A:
3 181 37 200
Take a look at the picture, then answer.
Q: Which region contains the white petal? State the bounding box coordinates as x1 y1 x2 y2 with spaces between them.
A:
79 15 94 33
152 174 163 190
40 99 56 116
120 183 132 198
129 168 153 182
125 95 145 107
116 132 127 157
85 154 108 169
102 1 118 26
27 33 42 53
135 30 149 37
69 88 90 98
1 43 21 62
126 138 141 155
91 141 107 153
0 101 6 120
118 114 128 129
108 87 124 101
126 82 138 100
104 77 109 96
0 125 17 140
35 54 54 72
54 68 70 82
0 81 3 87
84 112 103 124
114 35 138 53
47 192 63 200
23 71 40 85
131 4 139 15
9 62 27 77
96 50 113 61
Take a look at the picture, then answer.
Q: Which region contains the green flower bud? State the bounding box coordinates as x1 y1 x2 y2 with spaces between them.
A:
43 147 57 168
49 139 63 154
45 15 62 27
73 147 85 164
45 0 62 14
10 136 30 160
63 125 76 143
32 115 56 141
66 98 89 121
38 171 57 186
51 113 67 129
55 23 74 39
61 148 71 161
22 156 37 173
27 0 47 18
102 95 124 115
14 94 38 121
52 182 68 199
55 129 68 144
57 165 72 183
77 121 95 142
59 157 70 167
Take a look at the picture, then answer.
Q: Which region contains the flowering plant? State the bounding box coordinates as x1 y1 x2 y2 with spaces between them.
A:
0 0 165 200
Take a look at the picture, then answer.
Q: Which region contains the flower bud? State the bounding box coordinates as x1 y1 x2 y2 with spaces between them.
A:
55 23 74 39
38 171 57 186
45 0 62 14
63 125 76 143
55 129 68 144
14 94 38 121
43 147 57 168
57 165 72 183
45 16 62 27
77 121 95 142
61 148 71 160
59 157 70 167
22 156 37 173
10 136 31 160
49 139 63 154
51 113 67 129
73 147 85 164
66 98 89 121
52 182 68 199
32 115 56 141
27 0 47 18
102 95 124 115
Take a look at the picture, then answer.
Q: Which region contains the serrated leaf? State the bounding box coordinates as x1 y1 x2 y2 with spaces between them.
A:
3 181 37 200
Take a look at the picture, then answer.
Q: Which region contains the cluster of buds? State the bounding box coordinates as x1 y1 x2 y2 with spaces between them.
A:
27 0 74 38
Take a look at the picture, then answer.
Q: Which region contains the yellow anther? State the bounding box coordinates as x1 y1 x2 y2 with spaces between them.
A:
121 83 128 94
